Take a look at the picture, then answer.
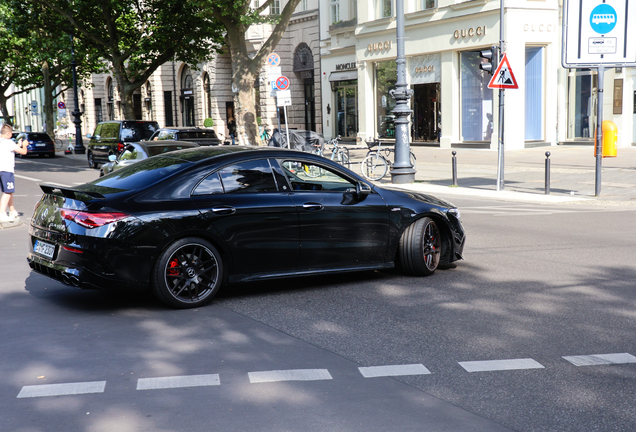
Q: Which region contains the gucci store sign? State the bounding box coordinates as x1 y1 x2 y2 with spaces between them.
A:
409 54 441 84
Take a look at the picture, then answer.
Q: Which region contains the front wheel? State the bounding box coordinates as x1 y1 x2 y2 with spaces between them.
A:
361 153 388 181
87 151 97 169
336 148 350 168
399 217 442 276
151 238 223 309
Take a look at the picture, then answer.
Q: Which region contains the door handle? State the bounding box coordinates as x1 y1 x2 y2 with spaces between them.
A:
302 203 324 211
211 206 236 215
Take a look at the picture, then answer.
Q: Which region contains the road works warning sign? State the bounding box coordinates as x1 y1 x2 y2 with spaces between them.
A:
488 53 518 89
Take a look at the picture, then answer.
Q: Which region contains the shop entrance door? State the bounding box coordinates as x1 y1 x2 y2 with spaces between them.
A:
336 84 358 138
567 70 597 140
304 78 316 131
412 83 440 142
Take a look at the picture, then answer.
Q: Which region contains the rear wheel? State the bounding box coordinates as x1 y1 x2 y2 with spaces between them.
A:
399 217 442 276
361 153 388 181
151 238 223 309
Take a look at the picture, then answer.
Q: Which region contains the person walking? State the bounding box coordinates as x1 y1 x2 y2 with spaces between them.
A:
0 124 28 222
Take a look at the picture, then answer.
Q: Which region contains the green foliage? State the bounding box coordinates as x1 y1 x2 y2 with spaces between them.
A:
203 118 214 127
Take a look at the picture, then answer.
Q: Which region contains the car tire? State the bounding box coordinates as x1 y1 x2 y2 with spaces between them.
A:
151 237 223 309
87 151 97 169
399 217 442 276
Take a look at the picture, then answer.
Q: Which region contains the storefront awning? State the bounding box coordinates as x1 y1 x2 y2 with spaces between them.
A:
329 70 358 82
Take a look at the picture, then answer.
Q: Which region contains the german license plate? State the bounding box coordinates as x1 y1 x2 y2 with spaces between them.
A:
36 143 46 147
34 240 55 259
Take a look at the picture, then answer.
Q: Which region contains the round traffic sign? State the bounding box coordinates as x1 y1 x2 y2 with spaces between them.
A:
57 101 66 109
267 53 281 67
590 4 617 34
275 76 290 91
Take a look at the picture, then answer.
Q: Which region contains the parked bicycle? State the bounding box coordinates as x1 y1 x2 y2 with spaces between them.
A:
361 137 416 181
327 135 349 168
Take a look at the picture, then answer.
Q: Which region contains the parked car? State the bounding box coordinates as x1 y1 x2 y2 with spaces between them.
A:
13 132 56 158
99 140 200 177
27 146 465 309
149 127 220 146
86 120 159 168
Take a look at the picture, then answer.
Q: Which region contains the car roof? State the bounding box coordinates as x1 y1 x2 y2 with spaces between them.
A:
137 140 200 148
157 127 212 132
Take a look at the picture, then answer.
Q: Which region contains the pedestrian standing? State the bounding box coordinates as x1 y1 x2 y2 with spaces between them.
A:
0 124 28 222
227 117 236 145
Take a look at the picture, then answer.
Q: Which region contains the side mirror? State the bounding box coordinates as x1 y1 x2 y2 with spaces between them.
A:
86 133 92 138
356 182 371 197
108 154 117 162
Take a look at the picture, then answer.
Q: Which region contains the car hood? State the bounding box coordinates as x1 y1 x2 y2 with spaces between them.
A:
377 185 457 209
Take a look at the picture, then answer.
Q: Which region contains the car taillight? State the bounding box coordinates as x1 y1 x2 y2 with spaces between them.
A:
117 142 124 152
60 210 130 228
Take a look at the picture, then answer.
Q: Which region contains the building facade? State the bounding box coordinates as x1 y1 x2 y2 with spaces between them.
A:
319 0 636 149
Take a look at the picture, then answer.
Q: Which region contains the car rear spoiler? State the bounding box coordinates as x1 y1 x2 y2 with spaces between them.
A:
40 184 106 201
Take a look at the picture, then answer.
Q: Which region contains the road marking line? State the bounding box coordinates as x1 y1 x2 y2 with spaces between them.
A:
562 353 636 366
459 358 545 373
359 364 431 378
15 174 43 182
137 374 220 390
17 381 106 398
248 369 332 383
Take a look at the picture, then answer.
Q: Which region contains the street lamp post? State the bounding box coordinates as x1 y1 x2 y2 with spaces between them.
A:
389 0 416 184
69 34 85 154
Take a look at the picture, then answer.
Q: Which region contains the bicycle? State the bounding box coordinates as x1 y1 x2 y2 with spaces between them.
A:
327 135 350 168
361 138 416 181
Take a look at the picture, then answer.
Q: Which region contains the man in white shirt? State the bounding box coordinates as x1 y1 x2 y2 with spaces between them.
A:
0 124 28 222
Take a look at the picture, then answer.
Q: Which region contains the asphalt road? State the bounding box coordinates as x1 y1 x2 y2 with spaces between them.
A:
2 153 636 431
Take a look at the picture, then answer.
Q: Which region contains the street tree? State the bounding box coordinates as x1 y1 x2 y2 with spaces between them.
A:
9 1 105 137
190 0 302 145
24 0 224 120
0 2 43 126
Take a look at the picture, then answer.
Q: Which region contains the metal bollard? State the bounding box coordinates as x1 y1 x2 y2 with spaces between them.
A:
452 151 458 186
545 151 551 195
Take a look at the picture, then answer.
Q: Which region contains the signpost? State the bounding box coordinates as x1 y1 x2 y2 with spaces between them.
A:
275 77 291 148
562 0 636 196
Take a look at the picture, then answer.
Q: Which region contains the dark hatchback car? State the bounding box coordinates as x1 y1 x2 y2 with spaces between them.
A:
13 132 56 158
27 147 465 309
87 120 159 168
99 140 200 177
149 127 220 146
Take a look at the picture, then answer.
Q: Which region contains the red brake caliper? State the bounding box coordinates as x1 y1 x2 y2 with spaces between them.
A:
167 258 180 276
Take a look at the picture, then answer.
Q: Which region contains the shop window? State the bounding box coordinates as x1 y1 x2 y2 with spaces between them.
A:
460 51 493 141
567 70 597 139
525 47 544 140
375 61 397 138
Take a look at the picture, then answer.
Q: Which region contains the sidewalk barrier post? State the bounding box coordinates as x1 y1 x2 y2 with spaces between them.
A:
545 151 551 195
452 151 458 186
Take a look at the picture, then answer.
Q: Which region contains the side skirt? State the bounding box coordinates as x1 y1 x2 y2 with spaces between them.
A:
229 262 395 284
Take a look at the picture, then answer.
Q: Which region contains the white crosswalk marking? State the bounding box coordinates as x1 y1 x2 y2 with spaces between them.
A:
17 381 106 398
459 358 545 373
359 364 431 378
562 353 636 366
248 369 332 383
137 374 220 390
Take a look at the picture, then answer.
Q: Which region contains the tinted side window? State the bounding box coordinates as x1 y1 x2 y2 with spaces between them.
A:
121 122 159 141
192 172 223 195
158 130 176 140
219 159 277 194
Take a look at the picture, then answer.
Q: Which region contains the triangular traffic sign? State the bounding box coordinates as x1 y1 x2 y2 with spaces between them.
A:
488 53 518 89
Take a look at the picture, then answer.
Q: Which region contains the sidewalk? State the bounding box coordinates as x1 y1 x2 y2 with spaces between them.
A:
370 145 636 205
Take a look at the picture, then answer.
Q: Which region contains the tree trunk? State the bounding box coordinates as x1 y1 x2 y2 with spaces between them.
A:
41 61 56 140
112 61 137 120
0 96 10 125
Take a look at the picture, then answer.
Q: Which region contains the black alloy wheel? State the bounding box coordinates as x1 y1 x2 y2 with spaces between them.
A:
152 238 222 309
399 217 442 276
87 151 97 169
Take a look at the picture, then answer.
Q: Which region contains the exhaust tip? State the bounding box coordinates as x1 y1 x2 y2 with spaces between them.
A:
61 273 71 285
69 276 81 287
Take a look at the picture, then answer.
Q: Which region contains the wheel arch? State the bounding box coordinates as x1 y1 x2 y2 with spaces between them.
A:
393 211 454 266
